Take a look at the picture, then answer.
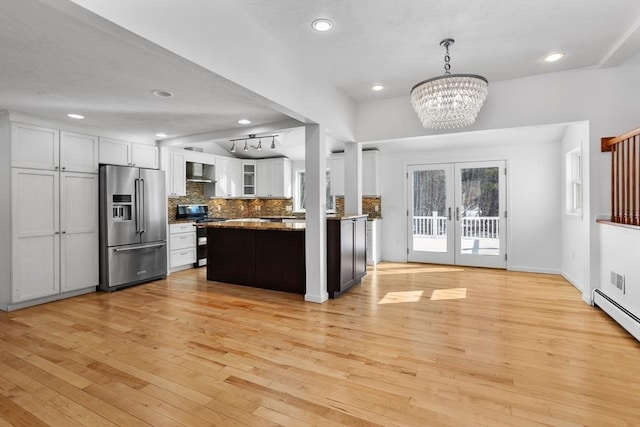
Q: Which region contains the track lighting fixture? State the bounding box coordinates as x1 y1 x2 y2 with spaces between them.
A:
229 134 279 152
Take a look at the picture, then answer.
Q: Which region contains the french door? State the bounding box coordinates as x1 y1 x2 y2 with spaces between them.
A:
407 161 506 268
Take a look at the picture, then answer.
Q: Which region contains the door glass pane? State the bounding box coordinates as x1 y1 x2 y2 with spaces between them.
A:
412 169 447 252
459 167 500 256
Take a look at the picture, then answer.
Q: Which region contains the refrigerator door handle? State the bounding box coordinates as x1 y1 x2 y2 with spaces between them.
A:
134 178 140 233
139 178 145 234
114 242 166 252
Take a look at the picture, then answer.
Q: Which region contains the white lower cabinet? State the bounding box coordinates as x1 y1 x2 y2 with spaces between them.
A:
366 219 382 265
60 173 99 292
12 169 59 302
169 223 196 270
11 169 98 304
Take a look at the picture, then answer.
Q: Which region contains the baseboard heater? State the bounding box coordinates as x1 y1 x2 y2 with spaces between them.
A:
593 289 640 341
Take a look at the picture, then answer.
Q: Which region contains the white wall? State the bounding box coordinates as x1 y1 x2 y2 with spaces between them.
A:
358 52 640 303
599 225 640 316
379 138 562 273
559 122 590 293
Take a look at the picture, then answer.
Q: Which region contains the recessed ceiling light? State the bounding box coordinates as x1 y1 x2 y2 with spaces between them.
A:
543 52 565 63
371 84 384 92
312 19 333 32
238 119 251 125
67 113 84 119
151 89 174 98
155 133 167 138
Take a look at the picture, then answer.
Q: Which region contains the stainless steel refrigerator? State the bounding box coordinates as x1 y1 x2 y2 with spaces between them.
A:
99 165 167 291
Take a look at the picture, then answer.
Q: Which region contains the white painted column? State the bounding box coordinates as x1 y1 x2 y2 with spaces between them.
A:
304 123 328 303
344 141 362 215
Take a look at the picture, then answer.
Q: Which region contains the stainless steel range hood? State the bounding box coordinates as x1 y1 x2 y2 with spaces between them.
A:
186 162 213 183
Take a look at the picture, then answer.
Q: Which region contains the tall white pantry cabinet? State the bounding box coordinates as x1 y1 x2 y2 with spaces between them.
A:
0 113 100 311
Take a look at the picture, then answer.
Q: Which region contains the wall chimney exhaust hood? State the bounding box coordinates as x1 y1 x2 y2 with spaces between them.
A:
186 162 213 183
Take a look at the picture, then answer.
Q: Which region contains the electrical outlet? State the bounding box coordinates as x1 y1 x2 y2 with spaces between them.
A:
374 204 379 212
217 205 221 212
610 271 625 293
256 205 261 211
286 205 292 212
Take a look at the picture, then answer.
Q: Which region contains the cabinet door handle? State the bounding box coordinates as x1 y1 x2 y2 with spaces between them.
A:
455 207 460 221
61 166 66 171
448 207 452 221
54 166 59 170
54 231 60 234
61 231 66 234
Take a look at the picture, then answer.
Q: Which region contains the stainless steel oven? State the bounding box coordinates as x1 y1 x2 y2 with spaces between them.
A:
195 224 207 267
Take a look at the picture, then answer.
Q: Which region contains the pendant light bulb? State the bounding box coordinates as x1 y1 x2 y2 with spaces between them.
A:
257 138 262 150
230 141 236 152
243 140 249 152
271 136 276 149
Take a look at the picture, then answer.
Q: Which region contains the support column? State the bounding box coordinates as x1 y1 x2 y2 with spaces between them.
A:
344 142 362 215
304 123 328 303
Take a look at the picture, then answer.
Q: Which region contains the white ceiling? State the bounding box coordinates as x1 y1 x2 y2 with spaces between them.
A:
234 0 640 102
1 0 638 160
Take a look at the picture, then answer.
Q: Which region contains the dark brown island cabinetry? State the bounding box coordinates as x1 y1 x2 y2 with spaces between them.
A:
206 216 366 298
206 224 306 294
327 216 367 298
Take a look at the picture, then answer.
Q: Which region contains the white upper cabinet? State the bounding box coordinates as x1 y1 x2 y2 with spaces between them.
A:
214 156 242 198
256 161 270 197
227 158 242 197
99 137 130 166
11 123 59 170
10 123 99 174
330 154 345 196
362 150 380 196
256 158 292 198
242 161 256 197
131 143 159 169
330 150 380 196
60 131 98 173
99 137 158 169
168 151 186 197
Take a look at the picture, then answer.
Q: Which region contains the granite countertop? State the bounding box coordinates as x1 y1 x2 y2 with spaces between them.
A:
327 214 369 220
205 221 306 231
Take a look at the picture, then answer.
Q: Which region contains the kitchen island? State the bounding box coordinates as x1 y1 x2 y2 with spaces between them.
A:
206 215 367 297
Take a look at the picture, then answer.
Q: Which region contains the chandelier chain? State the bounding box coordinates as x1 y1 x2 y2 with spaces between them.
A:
444 43 451 75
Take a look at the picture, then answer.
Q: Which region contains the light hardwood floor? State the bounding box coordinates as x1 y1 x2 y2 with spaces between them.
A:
1 263 638 426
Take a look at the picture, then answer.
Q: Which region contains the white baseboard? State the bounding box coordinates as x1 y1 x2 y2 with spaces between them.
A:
560 271 585 292
593 289 640 341
508 265 560 274
304 292 328 304
5 286 96 312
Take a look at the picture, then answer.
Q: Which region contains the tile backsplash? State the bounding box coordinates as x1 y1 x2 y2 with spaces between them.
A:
167 182 381 222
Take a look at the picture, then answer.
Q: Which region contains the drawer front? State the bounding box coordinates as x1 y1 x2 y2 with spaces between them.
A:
170 247 196 268
170 232 196 250
170 223 195 234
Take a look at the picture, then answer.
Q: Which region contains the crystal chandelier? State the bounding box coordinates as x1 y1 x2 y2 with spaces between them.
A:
410 39 488 129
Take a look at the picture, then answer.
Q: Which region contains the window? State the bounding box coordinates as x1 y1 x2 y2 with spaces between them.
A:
294 169 334 212
566 148 582 214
